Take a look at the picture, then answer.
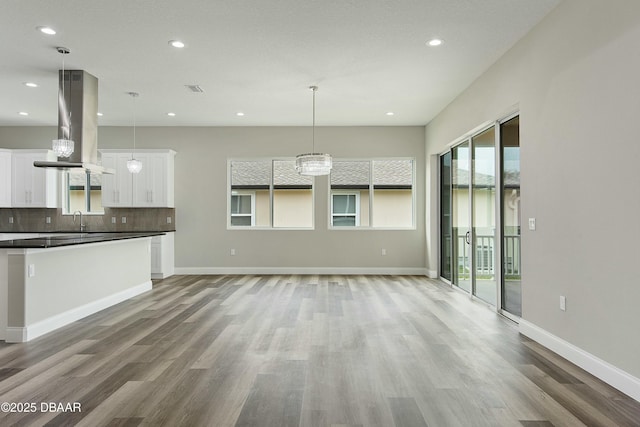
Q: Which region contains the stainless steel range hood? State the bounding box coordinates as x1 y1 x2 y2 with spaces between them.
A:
34 69 114 174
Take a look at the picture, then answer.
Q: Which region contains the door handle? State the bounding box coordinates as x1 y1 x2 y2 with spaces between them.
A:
465 231 471 244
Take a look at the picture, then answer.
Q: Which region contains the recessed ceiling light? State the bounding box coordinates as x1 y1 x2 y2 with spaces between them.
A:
18 111 29 116
24 82 39 88
427 38 443 47
168 40 185 48
167 112 176 117
97 112 103 117
236 112 245 117
37 26 56 35
386 111 395 116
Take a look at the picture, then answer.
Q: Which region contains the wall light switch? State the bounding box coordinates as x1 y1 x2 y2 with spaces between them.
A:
560 295 566 311
45 216 51 224
528 218 536 231
381 249 387 256
167 217 172 224
111 217 117 224
121 217 127 224
9 217 13 224
230 249 236 256
28 264 35 277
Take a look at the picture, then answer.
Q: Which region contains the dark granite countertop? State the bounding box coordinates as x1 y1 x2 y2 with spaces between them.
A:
0 232 165 249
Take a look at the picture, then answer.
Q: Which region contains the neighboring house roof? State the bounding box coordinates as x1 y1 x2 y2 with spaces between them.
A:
231 160 312 189
69 171 102 188
451 167 520 187
231 159 413 189
231 160 413 188
331 160 413 188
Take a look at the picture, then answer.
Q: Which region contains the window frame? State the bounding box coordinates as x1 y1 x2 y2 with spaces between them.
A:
227 158 315 230
329 157 416 230
62 170 104 215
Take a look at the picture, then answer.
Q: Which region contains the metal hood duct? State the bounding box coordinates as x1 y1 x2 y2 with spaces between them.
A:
34 69 114 174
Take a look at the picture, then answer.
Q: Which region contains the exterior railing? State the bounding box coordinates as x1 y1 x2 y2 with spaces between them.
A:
455 234 521 277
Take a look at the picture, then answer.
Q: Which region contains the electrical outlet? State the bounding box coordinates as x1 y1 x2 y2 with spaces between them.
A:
230 249 236 256
9 217 13 224
167 216 172 224
45 216 51 224
381 248 387 256
560 295 566 311
528 218 536 231
111 217 117 224
121 217 127 224
28 264 35 277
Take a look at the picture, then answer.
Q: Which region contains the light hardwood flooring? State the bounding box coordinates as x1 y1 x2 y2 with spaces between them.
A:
0 275 638 426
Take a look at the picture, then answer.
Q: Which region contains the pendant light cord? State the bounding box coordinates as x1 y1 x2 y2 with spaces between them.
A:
57 47 71 141
129 92 139 159
310 85 317 152
133 94 136 157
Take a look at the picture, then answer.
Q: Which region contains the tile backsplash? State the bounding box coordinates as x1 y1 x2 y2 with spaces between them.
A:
0 208 176 233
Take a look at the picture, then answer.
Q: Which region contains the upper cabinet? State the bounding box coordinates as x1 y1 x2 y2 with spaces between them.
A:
11 150 58 208
100 152 134 207
0 150 11 207
100 149 175 208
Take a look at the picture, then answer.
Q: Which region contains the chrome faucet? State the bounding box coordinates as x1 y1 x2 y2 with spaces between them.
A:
73 211 86 232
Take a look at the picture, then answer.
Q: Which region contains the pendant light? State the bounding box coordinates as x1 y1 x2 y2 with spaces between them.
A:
295 86 332 176
52 47 74 158
126 92 142 173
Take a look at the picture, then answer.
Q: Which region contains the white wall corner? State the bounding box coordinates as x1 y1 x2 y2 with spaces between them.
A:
5 327 27 343
519 319 640 402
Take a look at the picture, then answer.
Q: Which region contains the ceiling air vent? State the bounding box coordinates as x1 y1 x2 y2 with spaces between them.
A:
185 85 204 93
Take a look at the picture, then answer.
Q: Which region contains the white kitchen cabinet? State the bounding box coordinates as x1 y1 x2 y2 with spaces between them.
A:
151 232 174 279
0 150 11 207
133 152 172 207
11 150 58 208
100 149 175 207
100 152 134 207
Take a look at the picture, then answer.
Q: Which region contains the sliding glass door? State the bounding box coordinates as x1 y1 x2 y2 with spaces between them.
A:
440 116 521 315
451 142 471 293
472 127 496 305
500 116 521 316
440 152 452 282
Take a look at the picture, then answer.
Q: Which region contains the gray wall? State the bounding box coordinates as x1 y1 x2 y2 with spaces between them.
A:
425 0 640 378
0 126 426 273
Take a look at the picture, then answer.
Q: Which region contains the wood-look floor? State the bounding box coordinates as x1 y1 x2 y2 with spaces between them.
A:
0 275 638 427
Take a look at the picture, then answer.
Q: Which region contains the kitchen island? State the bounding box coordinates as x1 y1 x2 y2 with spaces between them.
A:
0 232 163 342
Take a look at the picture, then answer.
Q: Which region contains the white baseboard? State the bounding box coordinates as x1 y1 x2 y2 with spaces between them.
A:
6 281 152 343
426 269 438 279
174 267 429 276
519 319 640 402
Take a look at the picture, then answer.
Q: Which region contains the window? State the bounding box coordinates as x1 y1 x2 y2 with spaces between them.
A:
330 159 414 229
230 193 255 226
63 171 103 214
229 159 313 228
331 192 360 226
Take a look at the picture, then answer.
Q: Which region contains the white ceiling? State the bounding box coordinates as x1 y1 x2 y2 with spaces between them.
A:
0 0 560 127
